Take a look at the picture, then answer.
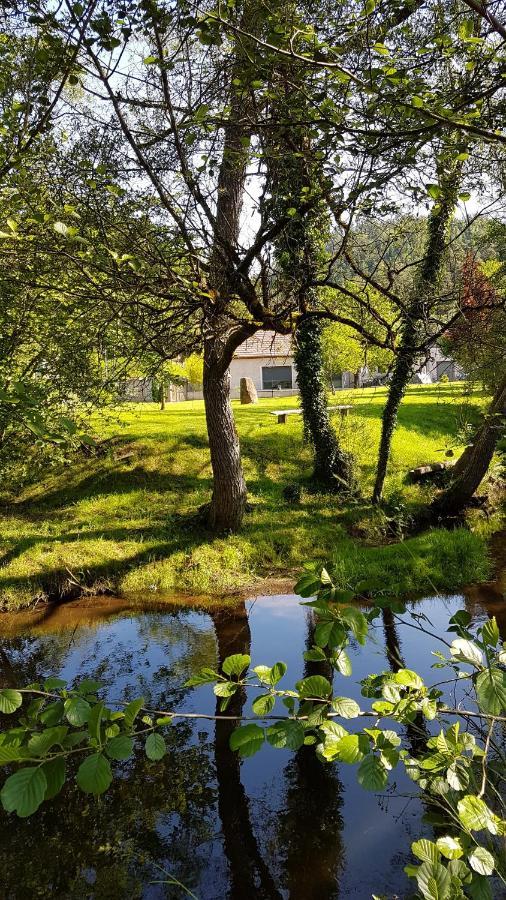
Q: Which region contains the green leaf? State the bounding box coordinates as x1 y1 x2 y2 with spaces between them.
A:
468 874 493 900
331 696 360 719
76 679 103 695
394 669 424 690
64 697 91 727
450 639 483 668
334 733 368 763
457 795 492 832
365 0 377 14
87 701 105 742
43 677 67 690
416 860 451 900
481 618 499 647
436 836 463 861
446 759 469 791
421 698 438 720
41 757 66 800
0 745 29 765
145 733 166 761
427 184 442 200
341 607 368 644
53 221 69 236
106 734 134 760
296 675 332 699
0 689 23 714
76 753 112 795
304 648 327 662
294 572 320 597
468 847 495 876
1 766 47 817
222 654 250 677
357 754 388 791
332 648 352 676
229 724 264 757
156 716 173 726
269 662 287 685
40 701 64 726
266 720 304 750
412 840 441 864
320 721 348 741
476 668 506 715
28 726 68 756
213 682 238 698
123 697 144 728
185 668 218 687
252 694 275 716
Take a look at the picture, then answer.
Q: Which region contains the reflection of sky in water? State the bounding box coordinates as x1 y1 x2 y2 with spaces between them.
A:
0 591 496 899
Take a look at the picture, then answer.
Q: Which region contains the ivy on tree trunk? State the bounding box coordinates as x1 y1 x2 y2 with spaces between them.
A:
295 316 354 492
372 160 462 504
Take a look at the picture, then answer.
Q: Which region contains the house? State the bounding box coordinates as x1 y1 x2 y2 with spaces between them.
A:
413 346 465 384
228 332 297 397
121 333 464 402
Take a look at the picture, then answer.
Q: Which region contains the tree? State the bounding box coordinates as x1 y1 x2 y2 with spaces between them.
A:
372 153 464 503
431 372 506 518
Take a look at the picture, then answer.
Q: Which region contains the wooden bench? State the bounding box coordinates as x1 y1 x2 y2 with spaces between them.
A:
270 405 352 424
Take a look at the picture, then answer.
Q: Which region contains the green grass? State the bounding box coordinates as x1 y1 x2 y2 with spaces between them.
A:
0 384 493 610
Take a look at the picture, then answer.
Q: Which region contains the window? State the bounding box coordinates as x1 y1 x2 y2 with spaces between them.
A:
262 365 292 390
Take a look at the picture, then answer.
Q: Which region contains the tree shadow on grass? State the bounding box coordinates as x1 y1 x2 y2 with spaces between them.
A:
4 468 213 517
0 516 213 604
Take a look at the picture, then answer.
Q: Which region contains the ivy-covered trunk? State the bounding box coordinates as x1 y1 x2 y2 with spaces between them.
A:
264 32 355 493
372 163 462 504
295 316 354 491
431 372 506 518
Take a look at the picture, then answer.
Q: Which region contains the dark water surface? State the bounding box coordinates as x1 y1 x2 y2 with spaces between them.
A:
0 582 504 900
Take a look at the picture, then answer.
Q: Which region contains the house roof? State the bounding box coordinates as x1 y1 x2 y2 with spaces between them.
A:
233 331 293 359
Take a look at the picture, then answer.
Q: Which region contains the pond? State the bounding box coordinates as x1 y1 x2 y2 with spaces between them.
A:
0 578 504 900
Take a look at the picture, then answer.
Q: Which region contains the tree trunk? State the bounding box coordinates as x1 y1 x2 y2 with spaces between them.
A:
211 604 282 900
203 339 247 532
294 316 354 492
431 372 506 517
160 380 166 410
202 7 257 532
353 371 360 389
372 162 462 504
372 345 417 503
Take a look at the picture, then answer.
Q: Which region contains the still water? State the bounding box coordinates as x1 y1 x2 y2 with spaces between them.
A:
0 583 504 900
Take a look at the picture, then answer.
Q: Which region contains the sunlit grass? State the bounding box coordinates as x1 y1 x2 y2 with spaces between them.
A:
0 384 492 609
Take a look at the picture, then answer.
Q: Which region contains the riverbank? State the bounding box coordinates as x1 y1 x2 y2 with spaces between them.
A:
0 385 496 611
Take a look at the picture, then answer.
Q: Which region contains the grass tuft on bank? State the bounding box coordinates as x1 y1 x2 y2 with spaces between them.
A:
0 384 494 610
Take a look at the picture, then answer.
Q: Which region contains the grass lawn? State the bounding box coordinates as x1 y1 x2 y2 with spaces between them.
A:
0 384 495 610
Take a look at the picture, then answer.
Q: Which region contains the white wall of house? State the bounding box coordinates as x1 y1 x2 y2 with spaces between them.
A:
229 355 297 394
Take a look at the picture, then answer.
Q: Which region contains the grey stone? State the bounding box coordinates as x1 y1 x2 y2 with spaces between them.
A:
240 377 258 404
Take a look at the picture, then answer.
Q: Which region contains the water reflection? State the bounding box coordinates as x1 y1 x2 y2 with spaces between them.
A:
0 578 503 899
211 605 283 899
278 613 344 900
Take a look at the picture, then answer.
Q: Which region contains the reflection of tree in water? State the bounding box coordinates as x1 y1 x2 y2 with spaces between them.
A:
0 613 218 899
381 607 430 757
211 604 283 900
0 718 216 898
278 611 345 900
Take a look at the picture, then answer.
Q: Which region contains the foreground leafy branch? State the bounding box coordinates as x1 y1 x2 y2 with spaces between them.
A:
1 569 505 899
